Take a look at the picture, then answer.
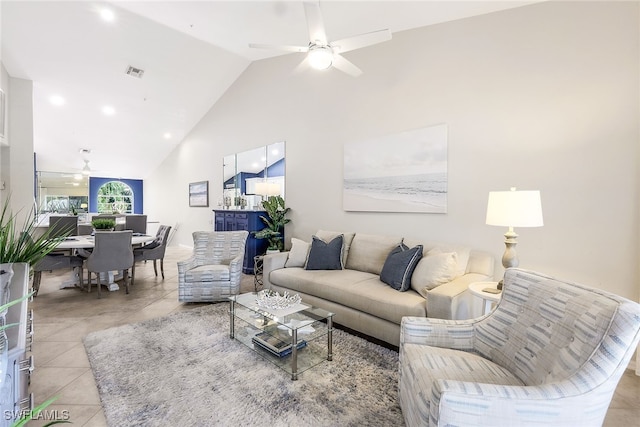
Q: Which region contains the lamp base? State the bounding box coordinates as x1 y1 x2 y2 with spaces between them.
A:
502 229 519 269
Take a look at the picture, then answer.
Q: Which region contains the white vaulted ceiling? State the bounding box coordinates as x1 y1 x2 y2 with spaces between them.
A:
0 1 539 179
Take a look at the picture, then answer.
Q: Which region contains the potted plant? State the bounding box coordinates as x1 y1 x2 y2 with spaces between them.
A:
253 195 291 253
92 218 116 231
0 198 68 265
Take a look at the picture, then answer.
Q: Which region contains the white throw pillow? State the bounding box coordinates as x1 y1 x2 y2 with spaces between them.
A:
410 249 458 298
428 246 470 277
285 238 310 268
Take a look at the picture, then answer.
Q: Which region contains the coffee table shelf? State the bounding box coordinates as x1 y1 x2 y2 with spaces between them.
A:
229 293 334 380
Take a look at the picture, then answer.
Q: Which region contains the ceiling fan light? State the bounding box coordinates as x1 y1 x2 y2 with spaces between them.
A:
308 46 333 70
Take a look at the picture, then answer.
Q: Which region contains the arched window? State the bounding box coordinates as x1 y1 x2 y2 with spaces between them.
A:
97 181 133 214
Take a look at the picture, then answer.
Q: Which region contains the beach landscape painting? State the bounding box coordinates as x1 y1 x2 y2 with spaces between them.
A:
343 124 448 213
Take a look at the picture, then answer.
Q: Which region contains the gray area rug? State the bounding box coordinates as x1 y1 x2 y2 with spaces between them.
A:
83 303 404 426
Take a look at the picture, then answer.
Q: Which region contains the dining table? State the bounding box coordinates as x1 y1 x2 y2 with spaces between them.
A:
55 233 155 291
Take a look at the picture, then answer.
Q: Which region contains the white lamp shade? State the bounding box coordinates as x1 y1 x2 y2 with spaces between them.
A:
266 183 281 196
255 182 269 196
255 182 281 197
486 190 543 227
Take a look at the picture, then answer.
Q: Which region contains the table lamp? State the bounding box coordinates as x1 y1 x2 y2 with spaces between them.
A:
486 187 543 287
255 182 269 197
266 183 281 197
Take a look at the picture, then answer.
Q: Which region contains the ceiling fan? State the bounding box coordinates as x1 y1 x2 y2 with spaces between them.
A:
81 159 91 176
249 1 392 77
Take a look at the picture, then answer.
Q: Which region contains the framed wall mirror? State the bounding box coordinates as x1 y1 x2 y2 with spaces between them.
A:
37 171 89 214
222 141 285 210
36 171 89 224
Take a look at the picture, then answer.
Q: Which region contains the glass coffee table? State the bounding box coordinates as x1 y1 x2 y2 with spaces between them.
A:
229 292 334 380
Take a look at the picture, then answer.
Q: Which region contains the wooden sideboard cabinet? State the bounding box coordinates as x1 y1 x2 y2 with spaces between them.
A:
213 210 268 274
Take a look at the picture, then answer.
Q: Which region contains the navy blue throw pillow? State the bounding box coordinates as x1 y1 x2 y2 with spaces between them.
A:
380 244 423 291
304 235 344 270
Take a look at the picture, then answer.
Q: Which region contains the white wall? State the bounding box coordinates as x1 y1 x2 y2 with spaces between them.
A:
0 60 35 223
146 1 639 300
0 63 9 201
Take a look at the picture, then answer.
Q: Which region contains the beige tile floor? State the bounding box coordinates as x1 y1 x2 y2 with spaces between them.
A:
27 246 640 426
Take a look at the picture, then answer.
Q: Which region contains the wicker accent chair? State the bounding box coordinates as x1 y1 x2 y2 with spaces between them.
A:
399 268 640 427
178 230 248 302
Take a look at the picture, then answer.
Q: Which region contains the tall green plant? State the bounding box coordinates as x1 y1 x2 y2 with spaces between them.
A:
0 198 67 265
253 195 291 251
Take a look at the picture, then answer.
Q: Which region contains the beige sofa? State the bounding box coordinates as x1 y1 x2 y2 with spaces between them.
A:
263 230 494 346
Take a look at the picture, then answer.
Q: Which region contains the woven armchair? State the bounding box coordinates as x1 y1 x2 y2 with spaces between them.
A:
178 230 248 302
399 268 640 427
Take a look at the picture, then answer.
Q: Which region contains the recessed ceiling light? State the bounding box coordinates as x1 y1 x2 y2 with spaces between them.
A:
100 8 115 22
163 132 172 139
50 95 65 106
102 105 115 115
74 174 82 180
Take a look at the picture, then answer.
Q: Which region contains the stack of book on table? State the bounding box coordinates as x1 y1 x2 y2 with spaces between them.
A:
252 331 307 358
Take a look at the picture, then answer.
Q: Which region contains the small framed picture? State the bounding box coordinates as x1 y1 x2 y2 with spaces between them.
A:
189 181 209 207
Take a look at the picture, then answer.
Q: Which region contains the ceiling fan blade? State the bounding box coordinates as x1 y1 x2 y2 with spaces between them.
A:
248 43 308 53
331 29 392 54
292 56 310 75
303 1 327 45
331 54 363 77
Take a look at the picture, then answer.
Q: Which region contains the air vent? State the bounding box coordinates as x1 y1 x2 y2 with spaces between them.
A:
125 66 145 78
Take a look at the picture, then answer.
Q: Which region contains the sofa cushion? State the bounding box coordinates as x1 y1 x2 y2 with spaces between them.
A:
411 249 458 297
185 264 230 282
346 233 403 275
270 267 427 323
315 230 355 265
404 239 471 277
285 238 310 268
380 244 423 292
305 235 344 270
400 343 524 426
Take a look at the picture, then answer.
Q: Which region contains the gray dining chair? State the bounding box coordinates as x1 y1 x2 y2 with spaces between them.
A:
131 225 171 286
85 231 134 298
48 215 78 238
33 253 84 296
124 215 147 234
77 223 93 235
24 229 83 296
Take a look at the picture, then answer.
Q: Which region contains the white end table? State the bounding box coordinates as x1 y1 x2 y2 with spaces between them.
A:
468 281 502 315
